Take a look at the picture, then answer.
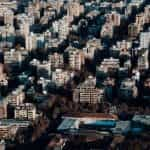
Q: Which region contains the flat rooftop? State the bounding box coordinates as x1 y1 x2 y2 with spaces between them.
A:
63 113 118 120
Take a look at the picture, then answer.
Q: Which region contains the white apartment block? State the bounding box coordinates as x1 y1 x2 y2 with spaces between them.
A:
101 22 114 38
138 49 149 70
26 32 45 51
67 2 84 22
0 24 15 38
140 31 150 49
84 38 102 59
97 58 120 73
37 61 51 78
4 48 28 66
15 103 36 120
48 52 64 69
105 11 121 26
52 69 73 86
0 7 14 25
68 47 85 70
25 32 36 51
73 76 103 103
53 16 70 39
6 85 25 106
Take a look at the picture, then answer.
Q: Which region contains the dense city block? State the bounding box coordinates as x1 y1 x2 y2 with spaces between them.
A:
0 0 150 150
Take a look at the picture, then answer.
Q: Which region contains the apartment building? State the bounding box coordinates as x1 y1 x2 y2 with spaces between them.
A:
96 58 120 75
83 38 102 59
0 100 7 119
4 48 28 70
0 119 31 140
119 78 138 100
15 103 36 120
68 47 85 71
105 11 121 26
52 68 74 87
37 61 51 78
48 52 64 69
67 1 84 22
0 124 16 140
140 31 150 49
137 49 149 70
73 76 104 104
128 23 138 39
0 7 14 25
6 85 25 106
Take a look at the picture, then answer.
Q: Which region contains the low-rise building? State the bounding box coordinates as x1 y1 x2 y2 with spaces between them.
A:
58 113 118 132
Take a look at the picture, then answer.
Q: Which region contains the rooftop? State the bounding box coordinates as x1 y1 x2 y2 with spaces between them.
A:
132 115 150 126
63 113 118 120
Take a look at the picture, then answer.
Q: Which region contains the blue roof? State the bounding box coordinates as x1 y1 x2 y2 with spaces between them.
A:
131 127 143 133
57 119 77 131
111 121 131 134
85 120 116 127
